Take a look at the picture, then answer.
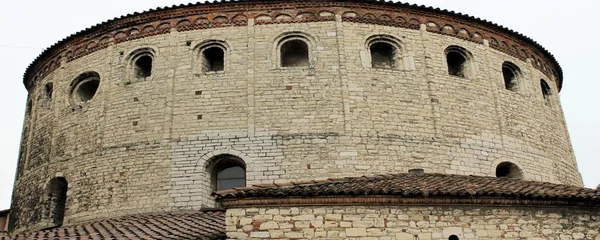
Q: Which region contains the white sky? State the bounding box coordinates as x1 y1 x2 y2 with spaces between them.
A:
0 0 598 210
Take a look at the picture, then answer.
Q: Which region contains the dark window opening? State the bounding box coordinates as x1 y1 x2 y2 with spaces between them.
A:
446 51 468 78
46 177 68 227
210 155 246 191
502 62 520 92
202 47 225 72
73 78 99 102
71 72 100 104
134 55 153 79
541 79 552 100
281 39 309 67
44 83 54 99
217 166 245 191
496 162 523 179
370 42 396 69
449 235 460 240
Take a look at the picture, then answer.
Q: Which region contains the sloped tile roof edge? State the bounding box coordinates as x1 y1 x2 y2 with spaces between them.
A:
3 210 225 240
213 173 600 207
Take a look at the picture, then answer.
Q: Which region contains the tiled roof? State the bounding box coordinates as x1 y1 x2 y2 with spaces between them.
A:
2 210 225 240
214 173 600 204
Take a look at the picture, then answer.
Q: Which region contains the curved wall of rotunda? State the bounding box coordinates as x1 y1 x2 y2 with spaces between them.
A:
9 0 581 233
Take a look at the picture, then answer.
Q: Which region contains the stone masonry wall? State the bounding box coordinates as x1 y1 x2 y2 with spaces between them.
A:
225 205 600 239
10 10 581 233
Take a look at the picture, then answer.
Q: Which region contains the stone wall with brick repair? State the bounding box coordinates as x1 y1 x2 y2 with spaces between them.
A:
9 1 581 233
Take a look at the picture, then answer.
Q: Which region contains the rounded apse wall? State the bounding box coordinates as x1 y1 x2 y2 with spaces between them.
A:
9 0 580 233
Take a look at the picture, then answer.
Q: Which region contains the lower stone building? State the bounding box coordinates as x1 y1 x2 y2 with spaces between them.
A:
215 171 600 240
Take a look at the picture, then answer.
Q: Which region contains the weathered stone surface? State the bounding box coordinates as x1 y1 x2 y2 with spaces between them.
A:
226 206 600 239
346 228 367 237
9 0 582 235
249 231 269 238
259 221 279 230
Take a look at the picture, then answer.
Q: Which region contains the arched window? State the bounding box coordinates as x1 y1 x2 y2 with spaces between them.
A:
127 48 156 82
370 42 395 68
445 46 472 78
42 82 54 108
209 155 246 191
134 55 153 80
502 62 521 92
496 162 523 179
202 46 225 72
368 37 403 69
194 40 229 74
44 82 54 99
70 72 100 104
449 235 460 240
541 79 552 101
45 177 68 227
280 39 309 68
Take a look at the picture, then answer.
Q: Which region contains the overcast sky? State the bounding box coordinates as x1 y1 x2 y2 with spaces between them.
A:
0 0 598 210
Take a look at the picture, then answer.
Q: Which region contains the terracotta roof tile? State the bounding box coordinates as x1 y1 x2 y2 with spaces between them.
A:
2 210 225 240
213 173 600 204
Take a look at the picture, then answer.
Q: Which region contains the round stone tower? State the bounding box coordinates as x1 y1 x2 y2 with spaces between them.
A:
9 0 582 234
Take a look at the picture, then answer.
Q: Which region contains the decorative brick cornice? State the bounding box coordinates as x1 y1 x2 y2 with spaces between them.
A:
23 0 563 92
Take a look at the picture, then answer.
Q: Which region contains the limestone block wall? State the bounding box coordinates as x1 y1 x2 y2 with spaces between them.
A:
9 1 581 233
225 206 600 239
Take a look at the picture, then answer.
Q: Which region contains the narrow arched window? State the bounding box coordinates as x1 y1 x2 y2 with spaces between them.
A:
496 162 523 179
42 82 54 108
541 79 552 100
502 62 521 92
449 235 460 240
365 35 404 70
44 83 54 99
202 47 225 72
280 39 309 67
127 48 156 82
210 155 246 191
370 42 397 69
134 55 153 80
445 46 472 78
46 177 68 227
